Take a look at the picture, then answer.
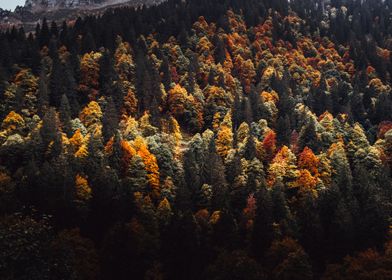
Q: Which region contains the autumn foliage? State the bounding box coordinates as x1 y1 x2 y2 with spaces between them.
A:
0 1 391 279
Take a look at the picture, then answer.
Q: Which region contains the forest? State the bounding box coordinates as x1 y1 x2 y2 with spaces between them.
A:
0 0 392 279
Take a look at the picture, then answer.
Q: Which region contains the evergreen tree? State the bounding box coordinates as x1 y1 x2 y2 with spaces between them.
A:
39 18 50 48
298 119 318 152
59 94 72 136
252 187 274 260
102 97 119 143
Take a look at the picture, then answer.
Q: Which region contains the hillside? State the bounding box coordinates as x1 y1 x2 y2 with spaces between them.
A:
0 0 391 279
23 0 164 11
0 0 163 31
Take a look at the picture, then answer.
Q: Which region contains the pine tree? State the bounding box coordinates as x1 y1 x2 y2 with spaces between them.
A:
102 97 119 143
39 18 50 48
298 118 319 152
126 155 149 194
252 187 274 259
276 115 291 145
243 134 257 160
59 95 72 136
49 50 64 108
205 138 228 210
40 107 61 156
99 49 117 98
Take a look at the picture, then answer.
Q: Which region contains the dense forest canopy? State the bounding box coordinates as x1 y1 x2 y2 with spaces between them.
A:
0 0 392 279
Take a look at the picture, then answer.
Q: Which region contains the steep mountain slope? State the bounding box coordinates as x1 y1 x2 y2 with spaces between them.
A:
24 0 145 11
0 0 163 31
0 0 391 279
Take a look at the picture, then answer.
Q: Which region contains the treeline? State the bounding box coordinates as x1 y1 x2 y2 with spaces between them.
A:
0 0 392 279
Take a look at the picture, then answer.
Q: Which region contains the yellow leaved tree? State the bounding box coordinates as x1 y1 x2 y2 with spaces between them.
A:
216 111 233 159
132 136 160 200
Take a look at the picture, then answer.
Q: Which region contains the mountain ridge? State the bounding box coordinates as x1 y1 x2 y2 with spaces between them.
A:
24 0 134 12
0 0 163 31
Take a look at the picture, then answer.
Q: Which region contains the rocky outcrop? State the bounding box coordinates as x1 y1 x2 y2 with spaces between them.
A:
24 0 130 11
